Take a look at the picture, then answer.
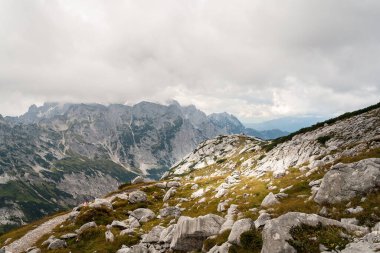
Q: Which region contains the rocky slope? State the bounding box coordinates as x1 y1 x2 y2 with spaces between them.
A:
1 102 379 253
0 101 287 233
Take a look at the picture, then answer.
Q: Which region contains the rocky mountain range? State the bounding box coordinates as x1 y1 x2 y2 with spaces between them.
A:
0 102 379 253
0 101 287 233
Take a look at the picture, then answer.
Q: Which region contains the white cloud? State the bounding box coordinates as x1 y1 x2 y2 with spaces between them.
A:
0 0 379 121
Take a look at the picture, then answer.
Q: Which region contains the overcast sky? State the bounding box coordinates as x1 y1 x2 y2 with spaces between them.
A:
0 0 379 122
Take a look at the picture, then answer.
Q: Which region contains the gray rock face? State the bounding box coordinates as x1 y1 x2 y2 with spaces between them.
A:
170 214 226 251
261 212 369 253
142 226 165 243
159 224 177 243
261 192 280 207
341 231 380 253
128 191 147 204
47 239 67 250
314 158 380 204
228 218 255 246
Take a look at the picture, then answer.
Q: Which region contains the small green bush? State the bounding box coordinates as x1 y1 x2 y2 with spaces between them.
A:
203 229 231 251
240 229 263 250
317 135 332 145
288 223 350 253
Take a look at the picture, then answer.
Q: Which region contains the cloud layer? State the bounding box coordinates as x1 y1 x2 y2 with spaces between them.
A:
1 0 379 122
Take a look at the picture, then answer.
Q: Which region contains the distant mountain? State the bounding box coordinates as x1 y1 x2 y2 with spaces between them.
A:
0 101 286 232
245 116 328 133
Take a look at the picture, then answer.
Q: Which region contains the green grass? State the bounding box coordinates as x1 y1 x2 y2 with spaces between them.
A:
203 229 231 252
288 223 351 253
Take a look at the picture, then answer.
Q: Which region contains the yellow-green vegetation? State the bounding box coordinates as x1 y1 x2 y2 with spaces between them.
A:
287 223 351 253
229 229 263 253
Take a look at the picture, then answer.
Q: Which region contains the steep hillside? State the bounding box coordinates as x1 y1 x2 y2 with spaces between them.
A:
0 101 286 233
1 102 379 253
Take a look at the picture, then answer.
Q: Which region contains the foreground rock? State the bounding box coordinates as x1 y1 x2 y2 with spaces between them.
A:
261 212 369 253
341 231 380 253
170 214 226 251
314 158 380 204
128 190 147 204
228 218 255 246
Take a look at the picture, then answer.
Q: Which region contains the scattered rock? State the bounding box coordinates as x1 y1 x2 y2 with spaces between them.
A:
254 213 271 229
261 192 280 207
47 239 67 250
105 230 114 243
89 198 113 210
191 184 199 190
208 242 232 253
159 206 182 218
76 221 97 235
120 228 135 236
111 220 129 229
228 218 255 246
26 247 41 253
163 187 176 202
261 212 369 253
129 190 147 204
142 226 165 243
167 181 181 188
341 218 359 226
170 214 226 251
60 233 77 239
314 158 380 204
347 206 364 214
129 208 156 222
191 188 205 199
159 224 177 243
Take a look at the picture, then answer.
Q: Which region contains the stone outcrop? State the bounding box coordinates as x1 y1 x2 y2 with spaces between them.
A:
170 214 225 251
228 218 255 246
314 158 380 204
261 212 369 253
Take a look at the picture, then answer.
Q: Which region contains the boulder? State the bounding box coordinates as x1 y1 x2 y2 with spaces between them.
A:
142 226 165 243
105 230 114 243
261 212 369 253
120 228 135 236
159 206 182 218
48 239 67 250
111 220 129 229
60 233 77 239
89 198 113 210
163 187 176 202
261 192 280 207
128 216 141 228
26 247 41 253
314 158 380 204
76 221 97 235
155 182 167 188
191 188 205 199
129 208 156 222
167 181 181 188
341 231 380 253
208 242 232 253
170 214 225 251
228 218 255 246
129 190 147 204
254 213 271 229
159 224 177 243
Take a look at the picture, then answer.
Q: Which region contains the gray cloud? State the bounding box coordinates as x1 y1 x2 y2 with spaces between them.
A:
0 0 379 122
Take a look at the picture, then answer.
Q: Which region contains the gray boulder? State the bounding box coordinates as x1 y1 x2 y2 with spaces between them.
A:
208 242 232 253
341 231 380 253
255 213 271 229
142 226 165 243
129 190 147 204
159 206 181 218
26 247 41 253
163 187 176 202
159 224 177 243
129 208 156 222
48 239 67 250
170 214 225 251
60 233 77 239
261 212 369 253
167 181 181 188
89 198 113 210
75 221 97 235
261 192 280 207
228 218 255 246
111 220 129 229
314 158 380 204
